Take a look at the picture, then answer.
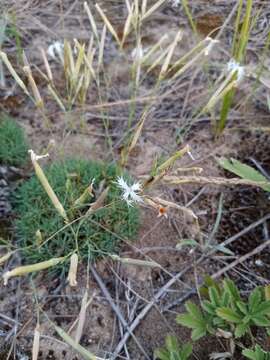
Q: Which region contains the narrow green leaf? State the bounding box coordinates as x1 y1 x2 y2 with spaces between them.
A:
191 327 206 341
185 301 204 321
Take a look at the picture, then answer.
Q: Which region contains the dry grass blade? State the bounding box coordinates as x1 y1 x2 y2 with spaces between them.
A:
121 109 148 166
0 51 30 96
163 175 270 188
141 34 168 65
98 25 107 69
75 290 88 344
121 3 134 47
157 145 191 173
40 47 53 82
142 0 166 20
29 150 68 222
68 292 96 334
159 30 182 80
47 84 66 111
73 40 86 83
23 65 44 108
32 324 40 360
84 2 99 41
95 4 121 46
54 323 105 360
110 254 161 268
86 187 109 215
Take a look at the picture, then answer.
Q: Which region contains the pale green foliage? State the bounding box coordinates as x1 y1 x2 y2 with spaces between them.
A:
243 345 270 360
177 278 270 341
218 157 270 192
154 335 192 360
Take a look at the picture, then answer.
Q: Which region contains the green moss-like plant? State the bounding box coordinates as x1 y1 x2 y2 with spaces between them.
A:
0 115 28 166
13 159 139 268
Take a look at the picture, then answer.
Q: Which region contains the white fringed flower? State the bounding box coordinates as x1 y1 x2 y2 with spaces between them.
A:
227 59 245 84
170 0 181 7
116 176 143 206
47 41 64 61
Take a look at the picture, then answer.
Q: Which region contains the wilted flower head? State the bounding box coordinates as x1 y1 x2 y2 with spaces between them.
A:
116 176 143 206
28 149 49 162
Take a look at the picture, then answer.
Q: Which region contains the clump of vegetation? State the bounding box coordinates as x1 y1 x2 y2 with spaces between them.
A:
243 345 270 359
0 114 28 166
13 159 139 268
154 335 192 360
156 279 270 359
177 278 270 340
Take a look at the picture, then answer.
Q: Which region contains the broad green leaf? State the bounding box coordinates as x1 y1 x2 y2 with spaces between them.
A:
252 315 270 327
181 343 193 359
216 307 242 323
209 287 220 307
242 348 255 359
243 345 270 360
185 302 204 321
191 327 206 341
218 157 270 192
154 348 170 360
253 301 270 316
202 300 216 315
236 301 248 315
176 313 205 329
235 323 249 338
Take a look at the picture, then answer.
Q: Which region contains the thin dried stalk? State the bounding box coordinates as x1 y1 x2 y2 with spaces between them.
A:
23 65 44 108
142 0 166 20
75 291 88 344
84 2 99 41
163 175 270 188
95 4 121 46
157 145 190 173
121 109 148 167
54 324 104 360
121 3 134 47
110 254 161 268
32 324 40 360
40 47 53 82
98 25 107 69
47 84 66 111
86 187 109 215
141 34 168 65
159 30 182 79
